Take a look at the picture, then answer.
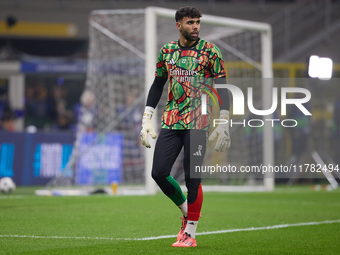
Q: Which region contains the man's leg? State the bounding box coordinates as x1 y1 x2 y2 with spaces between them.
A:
184 130 207 235
151 129 186 208
172 129 207 247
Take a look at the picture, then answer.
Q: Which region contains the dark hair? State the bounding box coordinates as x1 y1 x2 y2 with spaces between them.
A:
175 6 202 22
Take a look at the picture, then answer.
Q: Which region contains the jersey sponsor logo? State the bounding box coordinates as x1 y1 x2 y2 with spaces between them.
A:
169 69 198 77
193 58 203 63
169 68 198 83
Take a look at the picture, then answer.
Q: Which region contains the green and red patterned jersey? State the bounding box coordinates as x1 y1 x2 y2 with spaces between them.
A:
155 38 226 130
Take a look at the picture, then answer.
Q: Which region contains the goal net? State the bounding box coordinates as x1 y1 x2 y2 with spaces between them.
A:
47 7 274 194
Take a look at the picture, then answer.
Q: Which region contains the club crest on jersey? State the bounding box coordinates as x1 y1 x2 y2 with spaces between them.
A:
193 58 203 63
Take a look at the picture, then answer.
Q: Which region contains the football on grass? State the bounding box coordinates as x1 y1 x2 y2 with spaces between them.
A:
0 177 16 193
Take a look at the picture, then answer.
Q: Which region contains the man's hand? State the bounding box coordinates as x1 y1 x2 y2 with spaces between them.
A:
209 110 231 152
140 106 157 148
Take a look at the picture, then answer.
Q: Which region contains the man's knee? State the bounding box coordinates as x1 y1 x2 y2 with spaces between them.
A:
151 168 167 182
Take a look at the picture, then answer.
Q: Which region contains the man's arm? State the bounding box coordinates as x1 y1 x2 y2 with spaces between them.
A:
146 76 168 108
140 76 167 148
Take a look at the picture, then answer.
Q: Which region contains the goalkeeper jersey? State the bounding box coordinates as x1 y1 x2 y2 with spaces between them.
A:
155 38 226 130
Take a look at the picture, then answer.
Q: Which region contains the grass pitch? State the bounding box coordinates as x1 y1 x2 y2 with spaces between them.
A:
0 186 339 254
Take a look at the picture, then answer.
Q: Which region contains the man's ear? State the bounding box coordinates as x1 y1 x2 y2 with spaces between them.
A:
176 21 181 31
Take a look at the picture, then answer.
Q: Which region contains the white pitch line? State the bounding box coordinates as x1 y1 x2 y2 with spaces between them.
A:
0 195 25 199
0 235 117 241
195 219 340 237
1 219 339 241
132 219 340 241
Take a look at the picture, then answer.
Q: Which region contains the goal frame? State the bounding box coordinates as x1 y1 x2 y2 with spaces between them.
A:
144 7 274 194
35 7 274 196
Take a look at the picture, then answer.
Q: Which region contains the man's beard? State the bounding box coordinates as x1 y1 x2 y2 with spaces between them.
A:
182 29 199 42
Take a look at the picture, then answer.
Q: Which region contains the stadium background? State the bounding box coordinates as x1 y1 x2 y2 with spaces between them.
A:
0 2 339 254
0 0 339 187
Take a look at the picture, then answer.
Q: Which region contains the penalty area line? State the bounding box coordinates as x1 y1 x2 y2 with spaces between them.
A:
1 219 339 241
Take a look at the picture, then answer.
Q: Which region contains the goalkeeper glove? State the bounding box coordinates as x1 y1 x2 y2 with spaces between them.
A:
209 110 231 152
140 106 157 148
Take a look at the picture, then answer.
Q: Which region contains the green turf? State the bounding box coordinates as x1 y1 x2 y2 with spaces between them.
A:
0 186 339 254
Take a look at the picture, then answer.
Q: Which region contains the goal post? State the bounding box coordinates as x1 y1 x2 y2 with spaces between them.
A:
145 7 274 192
45 7 274 195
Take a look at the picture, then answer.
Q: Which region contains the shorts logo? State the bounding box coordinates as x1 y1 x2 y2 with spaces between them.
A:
193 145 203 156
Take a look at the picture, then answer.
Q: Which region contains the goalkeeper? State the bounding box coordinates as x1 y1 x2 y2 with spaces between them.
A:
140 6 230 248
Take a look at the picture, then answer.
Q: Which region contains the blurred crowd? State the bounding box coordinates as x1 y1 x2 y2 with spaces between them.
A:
0 82 78 132
25 83 75 131
0 86 15 132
